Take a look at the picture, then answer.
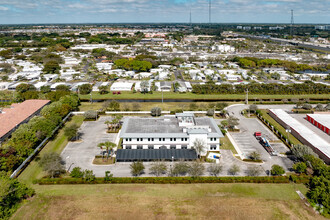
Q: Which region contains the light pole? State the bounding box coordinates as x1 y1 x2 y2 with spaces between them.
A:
286 126 291 146
66 156 70 172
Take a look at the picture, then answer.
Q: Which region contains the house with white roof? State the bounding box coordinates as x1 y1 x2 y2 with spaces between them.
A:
225 74 241 81
110 82 133 91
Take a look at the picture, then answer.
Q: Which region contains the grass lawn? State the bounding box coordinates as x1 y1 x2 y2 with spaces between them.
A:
259 109 302 146
18 116 84 185
11 183 321 220
79 91 330 101
92 157 115 165
220 135 238 155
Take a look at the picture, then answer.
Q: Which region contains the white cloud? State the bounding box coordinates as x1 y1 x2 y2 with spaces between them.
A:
0 5 8 10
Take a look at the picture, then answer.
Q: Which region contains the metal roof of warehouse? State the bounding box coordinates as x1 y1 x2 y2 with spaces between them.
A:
116 149 198 161
269 109 330 158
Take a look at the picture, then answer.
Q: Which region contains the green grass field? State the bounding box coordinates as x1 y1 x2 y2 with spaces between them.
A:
18 115 84 185
79 91 330 101
11 183 321 220
259 109 302 146
221 135 238 155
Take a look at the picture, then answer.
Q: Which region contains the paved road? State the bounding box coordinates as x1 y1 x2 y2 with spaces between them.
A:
226 104 295 171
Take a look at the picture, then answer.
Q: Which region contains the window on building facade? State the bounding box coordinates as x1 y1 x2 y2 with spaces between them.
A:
148 145 154 149
182 145 187 149
137 145 143 149
126 146 132 149
170 145 176 149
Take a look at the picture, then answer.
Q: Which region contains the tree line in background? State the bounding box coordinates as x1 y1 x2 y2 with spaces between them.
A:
233 57 330 72
192 81 330 95
12 83 72 102
0 95 79 174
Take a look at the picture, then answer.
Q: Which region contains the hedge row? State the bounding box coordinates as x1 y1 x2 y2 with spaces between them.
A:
35 175 310 185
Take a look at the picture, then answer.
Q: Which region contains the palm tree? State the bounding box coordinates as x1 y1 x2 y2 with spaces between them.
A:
104 120 111 131
98 141 117 160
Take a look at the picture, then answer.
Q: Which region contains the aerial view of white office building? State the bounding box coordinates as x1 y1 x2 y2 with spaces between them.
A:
118 113 223 161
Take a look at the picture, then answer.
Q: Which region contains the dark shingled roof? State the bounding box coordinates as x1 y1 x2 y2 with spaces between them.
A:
116 149 197 161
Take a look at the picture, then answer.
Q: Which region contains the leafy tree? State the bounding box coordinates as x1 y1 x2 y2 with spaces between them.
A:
140 80 149 94
292 162 307 174
55 84 70 92
59 95 80 110
84 110 98 120
104 171 113 181
302 103 312 110
227 116 239 130
291 144 318 161
228 164 240 175
270 165 285 176
249 151 261 161
192 138 206 157
83 169 95 182
130 161 145 176
103 100 120 111
215 102 228 111
78 84 92 95
16 83 36 93
206 109 215 116
151 107 161 117
314 104 324 111
70 167 84 178
246 166 262 176
40 85 51 93
207 164 223 176
43 60 60 74
0 172 35 220
249 104 258 113
169 161 190 177
188 162 205 177
38 152 64 178
64 124 79 141
307 176 330 214
98 85 109 94
149 161 167 176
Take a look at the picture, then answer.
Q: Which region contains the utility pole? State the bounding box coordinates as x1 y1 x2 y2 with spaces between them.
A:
189 10 192 25
245 89 249 105
209 0 211 24
290 9 294 37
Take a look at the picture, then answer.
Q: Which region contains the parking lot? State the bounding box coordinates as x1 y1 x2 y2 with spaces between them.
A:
228 104 294 171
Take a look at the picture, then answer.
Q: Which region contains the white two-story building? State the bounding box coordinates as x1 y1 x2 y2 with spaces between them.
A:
118 113 223 161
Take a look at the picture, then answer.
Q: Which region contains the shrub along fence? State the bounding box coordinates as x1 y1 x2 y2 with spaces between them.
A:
35 175 310 185
10 113 72 178
256 110 294 149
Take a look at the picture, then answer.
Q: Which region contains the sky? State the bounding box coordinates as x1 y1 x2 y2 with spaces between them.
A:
0 0 329 24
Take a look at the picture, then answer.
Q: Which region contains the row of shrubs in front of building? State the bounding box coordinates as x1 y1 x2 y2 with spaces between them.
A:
34 175 310 185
